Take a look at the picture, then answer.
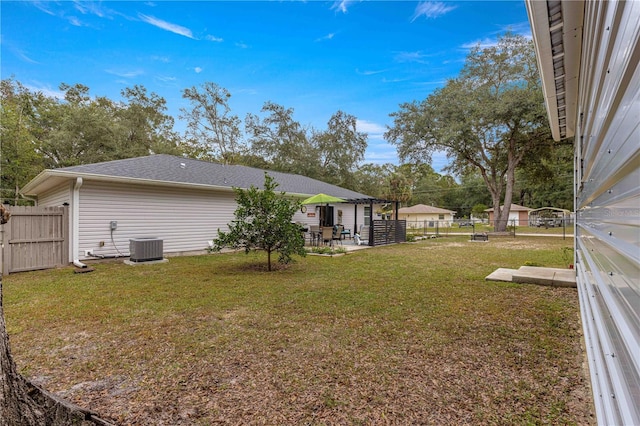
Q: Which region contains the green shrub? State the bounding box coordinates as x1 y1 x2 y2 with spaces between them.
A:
308 246 347 255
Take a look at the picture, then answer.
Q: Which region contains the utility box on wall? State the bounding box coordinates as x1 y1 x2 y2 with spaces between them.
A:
129 238 163 262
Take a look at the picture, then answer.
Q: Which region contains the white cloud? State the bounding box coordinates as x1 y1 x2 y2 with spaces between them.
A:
462 24 533 52
235 42 249 49
73 1 106 18
138 14 195 39
194 67 203 73
67 16 84 26
25 83 65 100
15 50 40 64
381 77 409 83
394 51 430 64
150 55 170 63
206 35 224 42
411 2 457 22
356 68 386 76
315 33 335 42
235 88 258 95
155 75 177 82
331 0 353 13
356 119 386 140
460 38 498 50
105 69 144 78
364 145 399 165
32 2 56 16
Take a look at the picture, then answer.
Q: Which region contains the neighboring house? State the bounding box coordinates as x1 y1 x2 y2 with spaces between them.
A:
484 204 533 226
397 204 455 228
20 155 381 263
526 0 639 424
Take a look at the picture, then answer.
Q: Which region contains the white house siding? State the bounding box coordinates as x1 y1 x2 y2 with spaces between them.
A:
572 2 640 424
400 213 454 228
292 203 376 236
77 180 237 260
37 183 72 207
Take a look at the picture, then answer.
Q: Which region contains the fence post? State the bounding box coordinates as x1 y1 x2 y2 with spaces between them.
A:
0 224 4 276
62 205 70 265
1 219 10 276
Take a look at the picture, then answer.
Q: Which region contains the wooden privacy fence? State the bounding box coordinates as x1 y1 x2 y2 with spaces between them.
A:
1 206 69 275
371 219 406 246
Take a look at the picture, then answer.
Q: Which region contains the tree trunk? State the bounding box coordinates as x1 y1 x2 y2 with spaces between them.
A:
1 276 46 425
497 158 518 232
1 277 110 425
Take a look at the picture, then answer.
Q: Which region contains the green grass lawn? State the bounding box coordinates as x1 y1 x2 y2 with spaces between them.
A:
3 235 591 425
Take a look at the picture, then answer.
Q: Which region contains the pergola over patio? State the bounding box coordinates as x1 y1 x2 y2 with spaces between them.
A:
343 198 406 247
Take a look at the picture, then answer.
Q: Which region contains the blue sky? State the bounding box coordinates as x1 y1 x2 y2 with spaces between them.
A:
1 1 531 170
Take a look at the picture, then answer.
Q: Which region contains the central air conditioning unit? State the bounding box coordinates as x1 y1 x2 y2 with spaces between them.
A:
129 238 163 262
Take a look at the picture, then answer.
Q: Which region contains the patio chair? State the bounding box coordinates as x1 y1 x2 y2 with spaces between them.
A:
309 225 321 246
321 227 334 246
358 224 370 246
332 225 344 245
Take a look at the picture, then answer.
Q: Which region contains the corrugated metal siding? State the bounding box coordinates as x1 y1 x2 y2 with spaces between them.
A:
77 181 237 259
575 1 640 423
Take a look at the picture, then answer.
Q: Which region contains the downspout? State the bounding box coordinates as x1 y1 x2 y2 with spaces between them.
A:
20 194 38 206
72 177 87 269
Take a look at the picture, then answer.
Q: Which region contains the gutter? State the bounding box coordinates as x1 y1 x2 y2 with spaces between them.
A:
21 170 241 197
72 177 87 269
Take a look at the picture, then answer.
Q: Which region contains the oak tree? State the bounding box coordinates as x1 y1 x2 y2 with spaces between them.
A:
386 33 553 231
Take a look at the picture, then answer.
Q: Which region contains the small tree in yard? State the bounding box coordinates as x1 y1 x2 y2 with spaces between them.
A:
212 173 306 271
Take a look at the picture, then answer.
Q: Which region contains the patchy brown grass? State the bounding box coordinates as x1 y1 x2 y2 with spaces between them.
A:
4 236 592 425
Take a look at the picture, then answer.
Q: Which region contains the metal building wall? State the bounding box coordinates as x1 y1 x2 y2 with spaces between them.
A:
573 1 640 424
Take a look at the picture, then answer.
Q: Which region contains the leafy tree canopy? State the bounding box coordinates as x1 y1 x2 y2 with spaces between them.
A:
180 82 245 165
245 101 316 176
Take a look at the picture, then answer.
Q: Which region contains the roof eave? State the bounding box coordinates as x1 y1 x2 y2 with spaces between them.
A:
20 169 371 201
20 170 240 198
526 0 584 141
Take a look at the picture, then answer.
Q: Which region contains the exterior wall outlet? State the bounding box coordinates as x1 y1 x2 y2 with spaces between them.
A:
84 250 91 256
110 221 117 230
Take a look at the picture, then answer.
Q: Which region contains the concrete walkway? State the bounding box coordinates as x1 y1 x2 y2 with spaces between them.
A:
486 266 576 287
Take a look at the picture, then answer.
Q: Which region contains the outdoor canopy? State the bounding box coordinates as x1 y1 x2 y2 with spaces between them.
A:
301 193 346 205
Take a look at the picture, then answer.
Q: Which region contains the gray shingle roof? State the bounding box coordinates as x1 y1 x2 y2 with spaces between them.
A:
55 154 373 200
